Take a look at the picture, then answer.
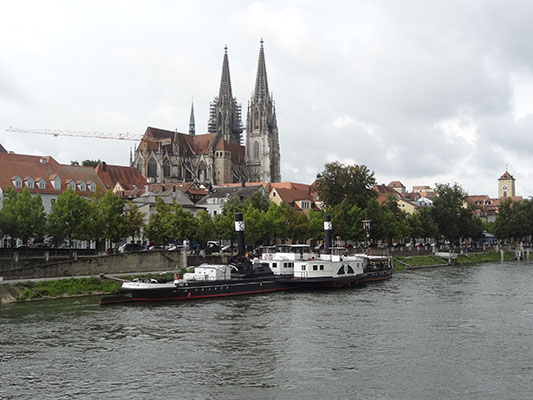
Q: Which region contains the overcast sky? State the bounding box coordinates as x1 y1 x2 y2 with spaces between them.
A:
2 0 533 198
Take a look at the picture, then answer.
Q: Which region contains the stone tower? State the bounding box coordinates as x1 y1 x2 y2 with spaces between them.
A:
207 46 243 145
498 169 516 198
245 40 281 183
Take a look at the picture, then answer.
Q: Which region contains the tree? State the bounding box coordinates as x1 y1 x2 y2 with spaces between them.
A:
328 199 364 245
122 201 146 239
262 202 289 244
144 199 196 245
286 208 309 243
316 161 377 208
243 190 270 212
214 212 236 244
47 188 91 245
194 211 216 248
93 191 128 245
431 183 481 245
307 210 325 243
0 187 46 244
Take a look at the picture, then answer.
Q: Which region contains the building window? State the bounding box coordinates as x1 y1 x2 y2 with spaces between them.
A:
147 158 157 178
254 109 259 130
68 181 76 190
253 142 259 160
25 179 34 189
38 179 46 189
78 181 86 191
13 178 22 188
163 160 170 177
89 182 96 192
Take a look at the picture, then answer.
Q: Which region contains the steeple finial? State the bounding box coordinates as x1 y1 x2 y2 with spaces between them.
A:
189 98 196 137
219 45 233 102
254 39 269 100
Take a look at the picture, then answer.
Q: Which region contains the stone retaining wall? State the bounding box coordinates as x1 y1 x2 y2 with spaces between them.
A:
0 251 226 280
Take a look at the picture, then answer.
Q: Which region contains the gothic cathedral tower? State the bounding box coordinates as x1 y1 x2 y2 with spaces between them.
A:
208 46 243 145
245 40 281 183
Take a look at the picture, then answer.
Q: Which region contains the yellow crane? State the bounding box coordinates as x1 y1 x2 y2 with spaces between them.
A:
5 126 171 177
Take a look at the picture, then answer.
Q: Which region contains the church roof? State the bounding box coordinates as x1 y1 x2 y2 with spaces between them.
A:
498 171 514 180
95 162 146 191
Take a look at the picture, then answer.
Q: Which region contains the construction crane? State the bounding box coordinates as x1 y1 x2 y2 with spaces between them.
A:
5 126 171 177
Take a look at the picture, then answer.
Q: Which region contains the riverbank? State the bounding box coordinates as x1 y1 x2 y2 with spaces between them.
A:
0 272 178 304
393 250 516 270
0 251 521 304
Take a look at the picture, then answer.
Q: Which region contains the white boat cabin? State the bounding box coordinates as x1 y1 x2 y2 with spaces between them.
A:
261 244 317 276
293 248 365 279
182 264 232 281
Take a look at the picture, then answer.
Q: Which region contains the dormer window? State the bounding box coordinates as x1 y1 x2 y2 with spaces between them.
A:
12 176 22 188
25 177 35 189
88 181 96 192
78 181 87 191
50 174 62 190
67 180 76 190
37 178 46 189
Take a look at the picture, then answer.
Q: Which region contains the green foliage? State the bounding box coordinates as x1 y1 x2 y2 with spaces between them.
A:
82 159 102 168
195 211 216 246
144 198 196 245
328 199 364 244
316 161 377 208
393 255 446 267
214 213 235 242
307 210 325 242
0 187 46 243
47 188 91 244
431 183 482 245
92 190 128 244
15 277 122 300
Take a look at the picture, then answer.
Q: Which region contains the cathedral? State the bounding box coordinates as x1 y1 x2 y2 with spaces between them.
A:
132 41 281 185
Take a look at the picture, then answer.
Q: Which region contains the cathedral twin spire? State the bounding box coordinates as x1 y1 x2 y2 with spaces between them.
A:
206 40 280 182
254 39 270 101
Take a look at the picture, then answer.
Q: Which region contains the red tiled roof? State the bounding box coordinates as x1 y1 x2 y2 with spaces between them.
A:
95 162 146 191
388 181 405 188
498 171 514 180
0 152 106 195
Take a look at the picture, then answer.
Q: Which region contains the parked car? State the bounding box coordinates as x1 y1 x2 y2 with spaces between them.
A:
205 241 221 254
119 243 144 253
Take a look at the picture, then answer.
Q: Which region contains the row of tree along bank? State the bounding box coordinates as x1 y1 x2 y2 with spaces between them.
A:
0 161 529 251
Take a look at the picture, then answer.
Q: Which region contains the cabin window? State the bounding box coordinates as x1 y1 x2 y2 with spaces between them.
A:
272 263 277 268
347 265 355 274
301 265 306 271
320 265 324 270
313 265 318 271
337 266 345 275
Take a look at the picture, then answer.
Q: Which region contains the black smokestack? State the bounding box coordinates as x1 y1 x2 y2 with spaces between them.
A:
324 214 332 254
235 212 245 257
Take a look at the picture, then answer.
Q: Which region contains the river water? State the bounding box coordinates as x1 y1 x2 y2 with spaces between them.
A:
1 261 533 400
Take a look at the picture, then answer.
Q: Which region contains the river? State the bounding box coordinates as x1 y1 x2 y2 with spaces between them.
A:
1 261 533 400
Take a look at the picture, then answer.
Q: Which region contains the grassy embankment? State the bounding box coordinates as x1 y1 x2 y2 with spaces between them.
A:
393 250 515 270
8 272 178 301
